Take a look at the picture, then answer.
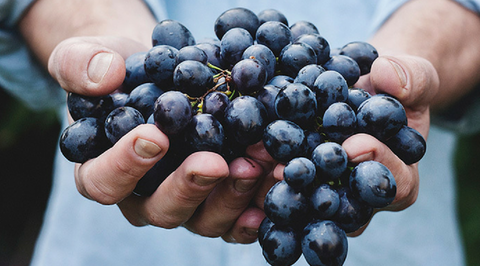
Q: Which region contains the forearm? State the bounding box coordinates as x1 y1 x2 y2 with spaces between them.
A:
370 0 480 111
18 0 158 67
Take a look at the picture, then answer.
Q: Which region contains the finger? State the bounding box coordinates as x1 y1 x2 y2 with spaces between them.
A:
75 124 168 205
183 157 264 237
222 207 266 244
48 36 148 95
119 152 230 229
342 133 418 211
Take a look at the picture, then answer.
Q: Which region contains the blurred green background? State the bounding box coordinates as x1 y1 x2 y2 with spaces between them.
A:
0 87 479 265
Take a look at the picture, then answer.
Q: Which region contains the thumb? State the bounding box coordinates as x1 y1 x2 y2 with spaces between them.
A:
48 36 149 96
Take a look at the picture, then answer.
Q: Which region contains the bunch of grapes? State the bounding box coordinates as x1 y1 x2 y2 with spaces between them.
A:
59 7 427 266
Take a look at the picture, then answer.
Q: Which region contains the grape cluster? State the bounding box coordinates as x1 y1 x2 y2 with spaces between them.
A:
59 7 427 266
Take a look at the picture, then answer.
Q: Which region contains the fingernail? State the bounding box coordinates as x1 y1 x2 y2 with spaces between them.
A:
88 52 114 83
193 174 219 186
350 152 374 163
387 59 407 87
134 138 161 158
245 228 258 237
234 179 258 193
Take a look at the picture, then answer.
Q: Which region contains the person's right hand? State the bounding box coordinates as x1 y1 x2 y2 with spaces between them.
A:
49 36 275 244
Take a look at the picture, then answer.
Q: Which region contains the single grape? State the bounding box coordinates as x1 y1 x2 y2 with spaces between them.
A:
185 113 225 154
104 106 145 144
294 64 326 90
289 20 319 40
111 92 129 109
220 27 254 67
278 42 317 78
267 75 294 89
310 184 340 219
152 19 195 49
264 180 308 226
123 51 150 92
144 45 179 88
214 7 259 40
313 70 349 115
223 95 269 145
256 84 280 122
202 91 230 123
195 42 224 69
349 160 397 208
230 58 267 95
67 92 115 121
262 224 302 266
322 102 357 143
304 130 325 157
258 217 275 247
283 157 316 191
311 142 348 182
153 91 193 135
173 60 214 97
302 220 348 266
255 20 293 56
347 87 371 112
274 82 317 129
59 117 111 163
385 125 427 165
356 94 407 141
257 9 288 26
175 46 208 65
263 120 307 163
333 187 374 233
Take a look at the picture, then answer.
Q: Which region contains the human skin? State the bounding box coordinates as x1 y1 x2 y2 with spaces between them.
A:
18 0 480 242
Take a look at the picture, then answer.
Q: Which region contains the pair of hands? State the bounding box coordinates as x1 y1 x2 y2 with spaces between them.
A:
49 35 438 243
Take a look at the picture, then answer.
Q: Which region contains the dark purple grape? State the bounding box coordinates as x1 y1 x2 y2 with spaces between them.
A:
185 113 225 154
242 44 276 81
258 217 275 247
173 60 214 97
153 91 193 135
274 82 317 129
220 27 254 67
195 42 224 69
278 42 317 78
323 55 361 87
350 160 397 208
152 19 195 49
289 20 319 40
347 87 371 112
126 83 164 119
123 51 150 92
263 120 307 163
311 142 348 182
310 184 340 219
67 92 115 121
257 9 288 26
294 64 326 90
255 20 293 57
262 224 302 266
256 85 280 122
59 117 111 163
223 96 269 146
264 180 308 226
214 7 259 40
231 58 267 95
144 45 179 88
267 75 294 89
333 187 374 233
283 157 316 191
295 33 331 65
175 46 208 65
202 91 230 123
111 92 129 109
385 125 426 165
313 70 349 115
356 94 407 141
322 102 357 143
302 220 348 266
340 41 378 75
104 107 145 144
